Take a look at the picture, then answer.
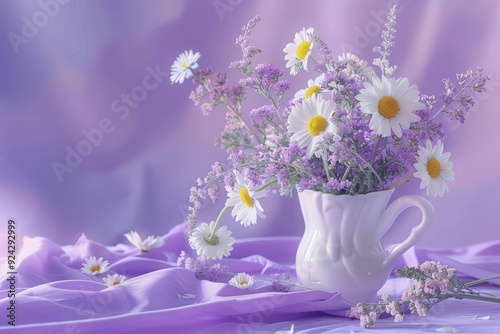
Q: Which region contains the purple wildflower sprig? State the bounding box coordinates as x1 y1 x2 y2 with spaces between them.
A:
177 251 227 281
189 21 293 153
348 261 500 328
187 162 228 234
312 34 334 73
322 65 363 110
437 67 491 124
188 68 264 150
228 19 293 153
373 5 398 78
240 63 291 137
229 15 262 76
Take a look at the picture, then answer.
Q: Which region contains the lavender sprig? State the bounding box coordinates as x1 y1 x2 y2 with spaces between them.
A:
229 15 262 75
187 162 227 234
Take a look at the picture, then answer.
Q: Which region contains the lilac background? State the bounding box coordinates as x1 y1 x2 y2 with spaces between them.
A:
0 0 499 249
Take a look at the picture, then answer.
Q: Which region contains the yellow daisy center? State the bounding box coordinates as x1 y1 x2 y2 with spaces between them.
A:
239 187 255 208
181 61 188 68
91 266 100 273
112 282 120 286
305 85 321 99
426 157 442 178
296 41 311 60
378 96 400 119
307 115 328 136
239 281 248 285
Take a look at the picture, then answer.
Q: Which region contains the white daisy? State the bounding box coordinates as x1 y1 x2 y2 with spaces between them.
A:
124 231 164 252
103 274 127 287
225 173 267 227
287 94 337 159
338 52 374 78
413 140 454 197
170 50 201 84
283 27 314 75
189 221 235 260
294 74 324 101
228 272 255 290
81 256 110 275
356 76 425 138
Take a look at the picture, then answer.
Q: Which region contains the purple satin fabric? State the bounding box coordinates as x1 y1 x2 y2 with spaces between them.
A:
1 223 500 333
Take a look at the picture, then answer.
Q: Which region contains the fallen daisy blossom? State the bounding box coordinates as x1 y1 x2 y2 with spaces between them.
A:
228 272 255 290
103 274 127 287
81 256 110 276
124 231 164 252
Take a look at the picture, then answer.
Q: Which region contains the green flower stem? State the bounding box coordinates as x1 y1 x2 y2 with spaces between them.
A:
466 275 500 287
439 293 500 304
323 155 331 181
207 179 276 243
208 205 230 243
371 135 382 165
341 165 352 182
264 89 286 129
257 179 278 192
388 173 414 189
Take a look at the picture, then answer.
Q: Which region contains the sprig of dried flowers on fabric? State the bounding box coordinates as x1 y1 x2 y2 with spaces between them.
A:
348 261 500 328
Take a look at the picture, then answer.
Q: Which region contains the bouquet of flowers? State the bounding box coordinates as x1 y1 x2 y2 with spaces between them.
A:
171 6 489 261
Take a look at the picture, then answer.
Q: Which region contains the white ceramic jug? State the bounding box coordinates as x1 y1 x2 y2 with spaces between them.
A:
295 188 434 304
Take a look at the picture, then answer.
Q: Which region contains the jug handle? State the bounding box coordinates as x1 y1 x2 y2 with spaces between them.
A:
375 195 434 270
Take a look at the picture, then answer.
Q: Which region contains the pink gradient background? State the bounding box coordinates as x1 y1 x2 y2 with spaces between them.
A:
0 0 499 249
